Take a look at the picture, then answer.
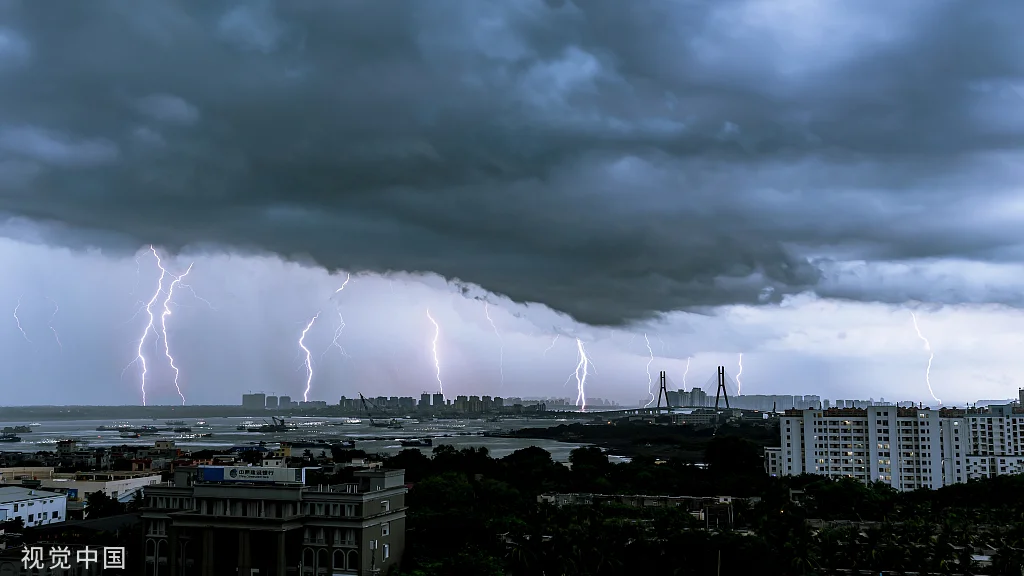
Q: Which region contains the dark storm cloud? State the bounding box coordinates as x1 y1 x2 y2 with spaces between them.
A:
1 0 1023 325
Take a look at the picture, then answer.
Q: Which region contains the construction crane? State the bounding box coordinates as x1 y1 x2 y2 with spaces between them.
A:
358 394 403 429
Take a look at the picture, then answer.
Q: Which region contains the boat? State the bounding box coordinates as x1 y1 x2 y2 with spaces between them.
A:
194 420 208 427
339 418 362 425
247 417 292 433
96 422 132 431
2 425 31 434
28 423 41 427
399 438 432 448
173 427 192 433
165 420 186 426
236 421 256 431
119 431 140 439
333 440 356 449
136 426 160 436
0 434 21 443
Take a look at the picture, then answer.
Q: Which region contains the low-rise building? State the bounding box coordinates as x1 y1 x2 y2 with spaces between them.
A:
142 465 407 575
0 466 53 483
40 472 162 518
0 486 67 527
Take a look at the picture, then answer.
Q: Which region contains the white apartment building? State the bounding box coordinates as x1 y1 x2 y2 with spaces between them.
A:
773 406 946 491
769 403 1024 490
0 486 67 527
959 403 1024 479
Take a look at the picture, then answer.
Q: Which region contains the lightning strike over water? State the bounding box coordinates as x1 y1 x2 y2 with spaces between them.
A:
573 338 593 411
543 334 560 356
736 353 744 395
299 312 320 402
127 246 168 406
483 303 504 387
643 333 655 408
910 311 941 405
12 295 30 343
427 309 443 395
161 263 194 405
45 297 61 352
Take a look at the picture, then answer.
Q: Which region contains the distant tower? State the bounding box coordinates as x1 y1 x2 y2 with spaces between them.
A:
714 366 731 411
656 371 672 410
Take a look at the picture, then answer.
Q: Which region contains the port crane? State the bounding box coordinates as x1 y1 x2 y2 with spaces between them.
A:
358 394 403 429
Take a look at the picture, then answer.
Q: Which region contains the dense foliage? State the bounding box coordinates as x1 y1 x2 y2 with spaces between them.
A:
381 438 1024 576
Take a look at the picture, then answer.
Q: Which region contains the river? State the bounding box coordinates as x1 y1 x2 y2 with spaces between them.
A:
0 416 600 463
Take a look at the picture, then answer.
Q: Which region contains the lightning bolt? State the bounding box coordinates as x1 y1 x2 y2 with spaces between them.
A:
656 335 667 355
543 334 560 356
161 263 193 405
910 311 941 405
483 302 504 387
45 297 61 352
427 309 443 395
323 273 352 360
643 333 656 408
123 246 168 406
573 338 593 411
334 273 352 294
299 312 320 402
736 353 744 395
12 294 30 343
683 357 691 388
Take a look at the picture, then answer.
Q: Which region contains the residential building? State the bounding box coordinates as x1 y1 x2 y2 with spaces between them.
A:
141 465 407 575
0 486 67 527
770 404 1024 490
774 406 945 491
242 393 266 410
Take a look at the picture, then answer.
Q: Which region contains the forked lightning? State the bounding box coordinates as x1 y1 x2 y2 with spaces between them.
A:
426 309 444 395
161 263 194 405
910 311 941 405
736 353 744 395
483 302 504 387
643 334 655 408
299 313 320 402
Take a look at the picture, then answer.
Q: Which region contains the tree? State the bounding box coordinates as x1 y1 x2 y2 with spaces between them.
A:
86 490 125 518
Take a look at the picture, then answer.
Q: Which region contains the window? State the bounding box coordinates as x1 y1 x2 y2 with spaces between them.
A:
382 522 390 536
384 544 390 560
381 500 390 512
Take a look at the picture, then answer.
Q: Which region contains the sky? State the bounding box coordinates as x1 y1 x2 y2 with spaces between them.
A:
1 0 1024 407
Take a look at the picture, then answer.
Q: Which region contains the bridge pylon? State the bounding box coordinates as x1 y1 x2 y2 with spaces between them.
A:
714 366 731 411
656 371 671 410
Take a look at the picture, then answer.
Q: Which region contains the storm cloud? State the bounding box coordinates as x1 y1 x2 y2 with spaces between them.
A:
1 0 1023 326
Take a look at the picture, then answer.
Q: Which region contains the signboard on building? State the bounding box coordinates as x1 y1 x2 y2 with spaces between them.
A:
197 466 305 484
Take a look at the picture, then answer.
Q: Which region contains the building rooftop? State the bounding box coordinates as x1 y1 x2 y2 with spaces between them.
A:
0 486 64 504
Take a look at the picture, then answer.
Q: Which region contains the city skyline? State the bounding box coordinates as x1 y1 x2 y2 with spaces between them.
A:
3 2 1024 405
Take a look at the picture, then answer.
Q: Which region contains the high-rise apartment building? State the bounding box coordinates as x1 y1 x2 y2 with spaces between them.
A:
242 393 266 410
767 403 1024 491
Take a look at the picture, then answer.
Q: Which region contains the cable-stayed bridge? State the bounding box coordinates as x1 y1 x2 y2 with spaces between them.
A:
554 366 743 416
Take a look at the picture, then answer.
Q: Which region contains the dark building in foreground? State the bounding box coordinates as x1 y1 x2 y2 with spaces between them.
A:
141 465 407 575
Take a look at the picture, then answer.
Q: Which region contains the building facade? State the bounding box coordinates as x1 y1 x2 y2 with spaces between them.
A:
141 466 407 575
0 486 67 527
768 404 1024 490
